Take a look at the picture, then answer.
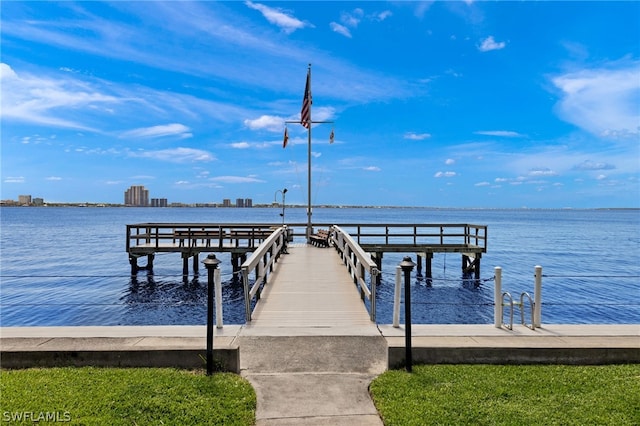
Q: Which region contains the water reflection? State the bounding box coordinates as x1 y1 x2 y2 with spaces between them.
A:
121 271 247 325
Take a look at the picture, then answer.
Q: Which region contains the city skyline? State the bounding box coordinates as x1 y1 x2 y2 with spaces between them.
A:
1 2 639 208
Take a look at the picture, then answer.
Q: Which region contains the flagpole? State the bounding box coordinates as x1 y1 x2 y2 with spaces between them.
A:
284 64 333 243
306 65 312 242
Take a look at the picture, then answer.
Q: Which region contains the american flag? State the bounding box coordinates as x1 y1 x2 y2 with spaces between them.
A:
300 69 312 128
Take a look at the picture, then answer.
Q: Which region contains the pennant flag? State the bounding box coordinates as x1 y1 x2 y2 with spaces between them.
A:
300 68 312 128
283 126 289 148
329 128 334 144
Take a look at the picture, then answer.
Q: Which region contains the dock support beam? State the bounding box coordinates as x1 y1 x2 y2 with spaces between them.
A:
129 255 138 275
416 253 433 281
182 253 189 277
129 254 154 275
462 253 481 280
372 252 383 285
193 253 199 275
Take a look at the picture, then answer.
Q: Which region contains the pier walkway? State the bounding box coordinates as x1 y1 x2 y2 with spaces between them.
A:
244 243 374 330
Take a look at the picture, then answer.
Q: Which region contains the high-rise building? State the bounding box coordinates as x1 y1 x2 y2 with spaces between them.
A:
236 198 245 208
222 199 232 207
245 198 253 207
18 195 32 205
124 185 149 206
150 198 168 207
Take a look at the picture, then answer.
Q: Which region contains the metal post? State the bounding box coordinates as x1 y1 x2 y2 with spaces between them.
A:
203 253 220 375
534 265 542 328
393 265 401 327
281 188 287 224
275 188 288 225
400 256 416 372
494 266 502 328
215 266 223 329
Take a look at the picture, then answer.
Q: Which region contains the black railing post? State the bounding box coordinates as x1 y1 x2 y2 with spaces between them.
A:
203 253 220 375
400 256 416 372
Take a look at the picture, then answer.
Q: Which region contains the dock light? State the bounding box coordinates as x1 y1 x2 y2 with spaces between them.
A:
275 188 288 224
400 256 416 372
203 253 220 375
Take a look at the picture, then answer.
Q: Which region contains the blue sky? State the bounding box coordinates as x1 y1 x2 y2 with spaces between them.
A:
1 1 639 208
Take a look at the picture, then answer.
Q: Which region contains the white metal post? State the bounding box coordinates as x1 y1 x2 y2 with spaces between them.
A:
494 266 502 328
534 265 542 328
214 268 223 328
393 265 402 327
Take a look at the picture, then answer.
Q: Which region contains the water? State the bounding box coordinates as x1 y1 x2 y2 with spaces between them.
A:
1 207 638 326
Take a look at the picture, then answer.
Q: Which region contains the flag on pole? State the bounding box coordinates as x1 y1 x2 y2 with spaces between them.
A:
329 128 334 144
283 126 289 148
300 68 312 128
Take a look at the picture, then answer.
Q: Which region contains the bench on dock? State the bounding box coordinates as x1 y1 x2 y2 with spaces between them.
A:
310 229 331 247
229 229 274 247
174 229 225 248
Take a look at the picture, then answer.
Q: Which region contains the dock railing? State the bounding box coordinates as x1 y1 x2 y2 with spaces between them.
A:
127 223 487 253
241 226 289 321
332 225 380 321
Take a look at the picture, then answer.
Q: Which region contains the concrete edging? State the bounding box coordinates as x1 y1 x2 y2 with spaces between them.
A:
1 347 240 372
387 346 640 369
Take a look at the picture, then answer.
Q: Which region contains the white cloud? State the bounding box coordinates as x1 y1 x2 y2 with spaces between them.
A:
245 1 308 34
404 132 432 140
475 181 490 186
4 176 25 183
45 176 63 181
474 130 523 137
341 9 364 28
129 147 215 163
210 175 266 183
330 22 352 38
231 142 251 149
445 159 455 165
552 60 640 139
528 168 557 177
0 63 118 130
434 171 456 178
376 11 393 21
573 160 615 171
244 115 284 132
121 123 192 139
478 36 506 52
363 166 381 172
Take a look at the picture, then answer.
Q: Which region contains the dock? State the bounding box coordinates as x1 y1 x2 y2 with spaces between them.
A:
126 222 488 280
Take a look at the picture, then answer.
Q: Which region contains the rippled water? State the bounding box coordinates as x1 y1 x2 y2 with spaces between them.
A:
1 207 638 326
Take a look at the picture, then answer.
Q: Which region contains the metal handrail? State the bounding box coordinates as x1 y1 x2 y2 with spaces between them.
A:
502 291 515 330
520 292 535 330
241 226 288 321
332 225 379 321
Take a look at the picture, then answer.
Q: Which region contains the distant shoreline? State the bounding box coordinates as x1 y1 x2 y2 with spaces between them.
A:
1 203 638 211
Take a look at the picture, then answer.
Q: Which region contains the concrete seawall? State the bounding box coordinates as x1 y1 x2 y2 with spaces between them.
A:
1 324 638 372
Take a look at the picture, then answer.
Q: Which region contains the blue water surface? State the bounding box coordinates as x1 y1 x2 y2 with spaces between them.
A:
1 207 638 326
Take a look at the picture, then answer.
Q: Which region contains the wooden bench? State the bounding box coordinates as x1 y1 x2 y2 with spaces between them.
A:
174 229 225 248
229 229 274 247
310 229 331 247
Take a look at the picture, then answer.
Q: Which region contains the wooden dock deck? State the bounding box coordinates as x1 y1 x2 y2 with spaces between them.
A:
247 244 373 330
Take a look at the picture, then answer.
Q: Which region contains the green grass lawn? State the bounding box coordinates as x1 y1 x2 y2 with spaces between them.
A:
0 367 255 425
370 364 640 426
